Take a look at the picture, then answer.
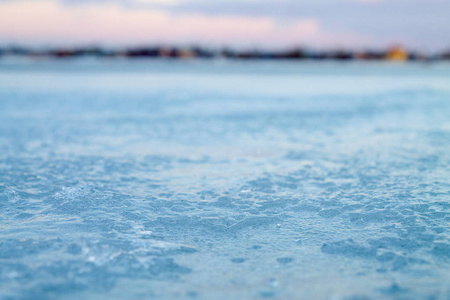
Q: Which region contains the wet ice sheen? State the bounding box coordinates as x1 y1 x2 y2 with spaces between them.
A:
0 60 449 300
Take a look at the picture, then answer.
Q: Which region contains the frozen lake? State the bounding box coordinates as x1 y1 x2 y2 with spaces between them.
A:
0 59 449 299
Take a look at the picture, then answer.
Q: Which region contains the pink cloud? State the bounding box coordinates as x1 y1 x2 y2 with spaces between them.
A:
0 0 373 48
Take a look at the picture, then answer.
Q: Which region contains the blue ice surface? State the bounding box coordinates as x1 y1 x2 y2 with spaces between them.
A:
0 59 449 300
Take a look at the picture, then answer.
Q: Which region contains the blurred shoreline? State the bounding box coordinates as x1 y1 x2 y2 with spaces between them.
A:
1 45 449 62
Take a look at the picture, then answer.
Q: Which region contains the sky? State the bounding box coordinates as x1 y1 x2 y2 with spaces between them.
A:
0 0 449 51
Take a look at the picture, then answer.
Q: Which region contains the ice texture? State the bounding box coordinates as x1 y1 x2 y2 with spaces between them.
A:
0 60 449 300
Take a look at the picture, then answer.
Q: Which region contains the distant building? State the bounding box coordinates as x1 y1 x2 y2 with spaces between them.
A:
158 47 175 58
177 49 196 59
386 46 408 61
